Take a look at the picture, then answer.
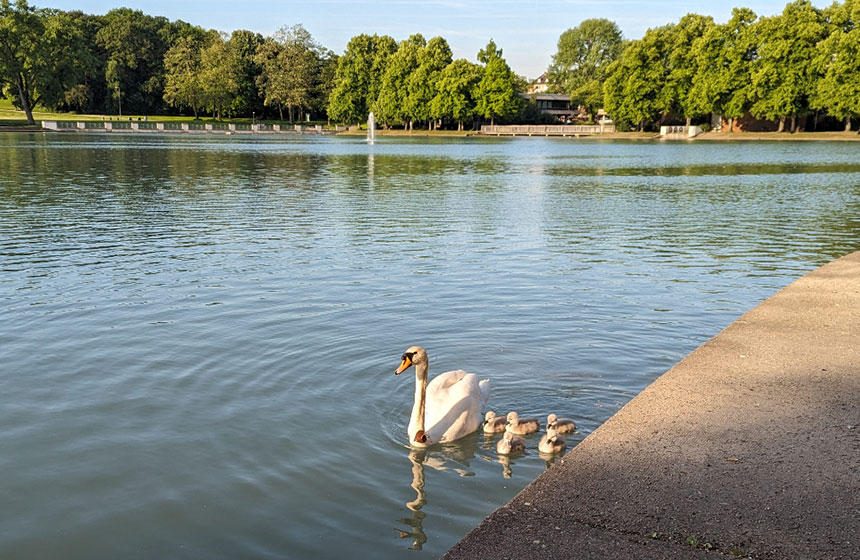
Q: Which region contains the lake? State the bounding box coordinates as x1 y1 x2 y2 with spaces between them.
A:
1 133 858 559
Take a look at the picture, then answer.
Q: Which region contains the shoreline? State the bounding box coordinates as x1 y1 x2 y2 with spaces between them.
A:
3 124 860 141
445 251 860 559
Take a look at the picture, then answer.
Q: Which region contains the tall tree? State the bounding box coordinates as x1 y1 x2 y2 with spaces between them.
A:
474 38 522 126
811 0 860 131
548 18 623 117
373 34 424 127
327 33 396 125
749 0 826 132
406 36 452 129
96 8 174 115
431 58 482 130
255 25 322 122
200 33 238 119
665 14 715 125
163 35 205 117
0 1 97 123
313 48 338 121
227 29 264 117
0 0 44 123
602 28 667 131
688 7 758 132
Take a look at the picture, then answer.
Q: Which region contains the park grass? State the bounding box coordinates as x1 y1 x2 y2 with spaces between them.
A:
0 98 329 128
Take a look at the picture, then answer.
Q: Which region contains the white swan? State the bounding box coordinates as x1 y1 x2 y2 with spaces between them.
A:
505 411 539 435
547 413 576 434
538 427 566 454
395 346 490 447
497 430 526 455
483 411 508 434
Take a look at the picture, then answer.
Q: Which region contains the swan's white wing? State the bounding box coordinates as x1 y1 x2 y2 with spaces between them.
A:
424 370 485 443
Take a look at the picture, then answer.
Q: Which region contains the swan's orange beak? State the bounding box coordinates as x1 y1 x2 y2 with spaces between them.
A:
395 355 412 375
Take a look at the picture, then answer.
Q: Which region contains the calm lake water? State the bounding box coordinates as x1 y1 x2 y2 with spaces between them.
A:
1 133 858 559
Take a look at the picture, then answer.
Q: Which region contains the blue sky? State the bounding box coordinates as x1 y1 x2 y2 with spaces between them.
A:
42 1 822 79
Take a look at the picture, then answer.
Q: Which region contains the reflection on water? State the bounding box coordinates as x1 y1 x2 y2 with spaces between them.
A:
399 450 428 550
397 434 481 551
1 133 858 559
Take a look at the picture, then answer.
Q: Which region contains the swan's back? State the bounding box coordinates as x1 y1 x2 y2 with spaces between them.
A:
424 370 488 443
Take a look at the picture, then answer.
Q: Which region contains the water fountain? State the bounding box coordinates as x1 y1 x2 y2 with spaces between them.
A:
367 111 376 144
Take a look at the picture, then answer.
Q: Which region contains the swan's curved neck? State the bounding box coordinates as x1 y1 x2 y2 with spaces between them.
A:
411 362 428 438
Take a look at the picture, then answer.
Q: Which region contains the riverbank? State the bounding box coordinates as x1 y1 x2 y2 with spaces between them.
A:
696 130 860 141
3 121 860 141
445 251 860 559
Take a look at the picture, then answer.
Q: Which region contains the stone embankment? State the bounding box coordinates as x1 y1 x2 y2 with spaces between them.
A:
445 251 860 560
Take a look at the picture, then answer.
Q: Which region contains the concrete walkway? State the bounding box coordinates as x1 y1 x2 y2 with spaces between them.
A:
445 251 859 560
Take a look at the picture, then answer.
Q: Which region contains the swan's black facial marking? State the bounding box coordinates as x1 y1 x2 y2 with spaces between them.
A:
395 350 417 375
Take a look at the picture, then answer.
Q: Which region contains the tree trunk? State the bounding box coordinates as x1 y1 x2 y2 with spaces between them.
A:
685 116 691 127
728 117 734 133
15 73 35 125
278 105 283 121
458 120 462 132
777 116 786 133
790 114 797 133
845 116 852 132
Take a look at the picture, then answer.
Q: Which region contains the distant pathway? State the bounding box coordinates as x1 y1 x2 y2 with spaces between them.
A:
445 251 860 559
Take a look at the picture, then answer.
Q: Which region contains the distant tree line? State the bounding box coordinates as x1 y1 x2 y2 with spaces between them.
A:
6 0 858 131
550 0 860 132
328 35 525 130
0 0 526 129
0 0 337 124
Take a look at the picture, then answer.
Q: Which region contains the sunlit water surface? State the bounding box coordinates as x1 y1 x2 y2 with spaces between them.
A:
1 133 858 558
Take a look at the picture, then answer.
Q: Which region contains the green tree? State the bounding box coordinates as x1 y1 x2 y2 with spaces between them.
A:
163 35 205 117
431 58 482 130
313 48 338 121
477 38 503 64
327 33 396 125
227 29 264 117
548 18 623 117
200 34 238 119
811 0 860 131
255 25 322 122
749 0 826 132
665 14 715 125
96 8 175 115
0 0 42 123
373 34 424 127
406 36 452 129
688 7 758 132
602 28 667 130
474 39 522 126
0 2 97 123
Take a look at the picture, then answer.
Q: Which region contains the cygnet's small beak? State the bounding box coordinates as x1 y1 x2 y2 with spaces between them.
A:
395 355 412 375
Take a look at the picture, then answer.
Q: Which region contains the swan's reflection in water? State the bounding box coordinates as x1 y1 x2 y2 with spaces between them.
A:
395 432 480 551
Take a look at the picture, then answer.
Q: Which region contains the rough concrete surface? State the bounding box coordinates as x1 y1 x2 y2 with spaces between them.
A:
445 251 859 560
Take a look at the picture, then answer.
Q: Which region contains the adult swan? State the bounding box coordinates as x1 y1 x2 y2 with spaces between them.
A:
395 346 489 447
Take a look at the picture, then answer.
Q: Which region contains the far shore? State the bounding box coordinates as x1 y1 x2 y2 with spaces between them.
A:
3 121 860 141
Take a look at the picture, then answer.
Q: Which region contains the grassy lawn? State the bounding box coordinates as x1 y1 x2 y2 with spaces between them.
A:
0 98 331 127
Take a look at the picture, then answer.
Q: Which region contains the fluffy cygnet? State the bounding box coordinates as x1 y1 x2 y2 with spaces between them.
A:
546 413 576 434
483 411 508 433
538 427 566 454
505 411 539 435
496 430 526 455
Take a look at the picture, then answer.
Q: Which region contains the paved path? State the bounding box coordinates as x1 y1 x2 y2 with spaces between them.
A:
445 251 860 559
